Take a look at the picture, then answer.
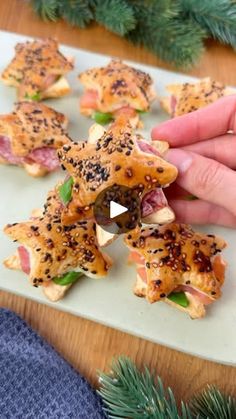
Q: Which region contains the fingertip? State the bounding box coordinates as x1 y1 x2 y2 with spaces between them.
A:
151 124 169 141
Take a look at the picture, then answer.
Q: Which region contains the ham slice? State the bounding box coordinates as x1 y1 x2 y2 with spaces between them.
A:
128 251 145 266
80 89 98 109
171 95 177 116
175 285 213 305
141 189 168 217
80 91 139 118
129 250 222 305
18 246 30 274
212 255 226 284
44 74 58 90
0 136 59 171
27 148 59 171
137 140 161 156
0 136 25 165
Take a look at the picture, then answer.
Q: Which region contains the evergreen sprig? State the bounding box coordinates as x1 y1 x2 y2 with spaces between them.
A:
32 0 59 21
94 0 136 36
190 386 236 419
98 356 193 418
127 5 206 68
180 0 236 47
58 0 93 28
98 356 236 419
30 0 236 68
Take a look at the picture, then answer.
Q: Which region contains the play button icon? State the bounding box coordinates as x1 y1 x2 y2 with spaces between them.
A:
94 184 141 235
110 201 128 219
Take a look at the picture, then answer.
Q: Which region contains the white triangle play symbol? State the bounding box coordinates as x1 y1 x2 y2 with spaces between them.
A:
110 201 128 219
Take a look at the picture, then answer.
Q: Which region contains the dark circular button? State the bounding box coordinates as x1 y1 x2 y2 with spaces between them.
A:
94 184 141 235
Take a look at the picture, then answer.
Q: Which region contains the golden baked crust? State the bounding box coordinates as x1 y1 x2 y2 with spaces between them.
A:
0 101 70 157
1 38 73 100
4 185 112 286
124 223 227 304
79 59 156 114
58 119 177 224
160 77 234 117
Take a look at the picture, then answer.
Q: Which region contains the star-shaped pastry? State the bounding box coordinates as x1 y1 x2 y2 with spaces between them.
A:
1 38 73 100
57 119 177 224
79 59 156 127
4 185 112 287
161 77 235 117
0 101 71 176
124 223 227 318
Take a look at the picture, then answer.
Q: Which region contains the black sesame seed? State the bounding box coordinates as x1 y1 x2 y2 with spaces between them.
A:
155 280 162 285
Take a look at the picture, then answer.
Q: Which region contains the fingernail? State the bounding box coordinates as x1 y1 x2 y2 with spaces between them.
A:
165 149 193 174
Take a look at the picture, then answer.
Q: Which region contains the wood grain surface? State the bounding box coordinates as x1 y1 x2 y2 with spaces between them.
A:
0 0 236 403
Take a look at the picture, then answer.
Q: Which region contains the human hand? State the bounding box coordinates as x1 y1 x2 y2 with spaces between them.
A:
151 95 236 227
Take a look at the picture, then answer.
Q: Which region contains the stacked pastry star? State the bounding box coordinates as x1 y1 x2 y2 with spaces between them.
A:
57 118 177 225
4 184 112 302
1 38 73 100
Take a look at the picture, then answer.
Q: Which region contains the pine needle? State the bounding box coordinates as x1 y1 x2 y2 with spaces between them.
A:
98 356 192 419
127 1 206 69
59 0 93 28
94 0 136 36
181 0 236 47
31 0 59 21
190 385 236 419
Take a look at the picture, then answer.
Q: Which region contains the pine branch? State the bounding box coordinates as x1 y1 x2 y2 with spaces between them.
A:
190 386 236 419
98 356 193 419
59 0 93 28
94 0 136 36
31 0 60 21
30 0 236 68
126 1 206 68
181 0 236 47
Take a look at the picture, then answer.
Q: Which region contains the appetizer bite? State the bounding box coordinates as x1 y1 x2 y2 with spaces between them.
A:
79 59 156 127
1 38 73 101
57 119 177 228
161 77 235 117
0 101 71 176
3 185 112 302
125 223 227 318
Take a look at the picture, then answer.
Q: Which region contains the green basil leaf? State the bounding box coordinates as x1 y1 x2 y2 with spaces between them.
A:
185 194 198 201
53 271 83 286
24 91 41 101
92 111 113 125
59 177 74 204
167 291 189 308
136 109 148 114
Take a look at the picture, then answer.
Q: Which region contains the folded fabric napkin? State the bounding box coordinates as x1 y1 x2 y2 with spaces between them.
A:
0 308 106 418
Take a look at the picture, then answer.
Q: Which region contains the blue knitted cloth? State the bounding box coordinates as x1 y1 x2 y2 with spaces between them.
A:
0 308 106 419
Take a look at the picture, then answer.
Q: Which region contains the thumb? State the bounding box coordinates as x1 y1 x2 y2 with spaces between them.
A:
165 149 236 217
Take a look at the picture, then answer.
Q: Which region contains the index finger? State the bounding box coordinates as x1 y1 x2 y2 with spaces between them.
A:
151 94 236 147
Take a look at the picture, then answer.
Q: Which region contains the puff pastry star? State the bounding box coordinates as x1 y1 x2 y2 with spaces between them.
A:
4 185 111 287
125 223 227 306
58 120 177 224
1 38 73 100
161 77 235 117
79 59 156 115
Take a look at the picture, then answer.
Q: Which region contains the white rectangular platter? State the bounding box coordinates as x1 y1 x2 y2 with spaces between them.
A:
0 30 236 366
